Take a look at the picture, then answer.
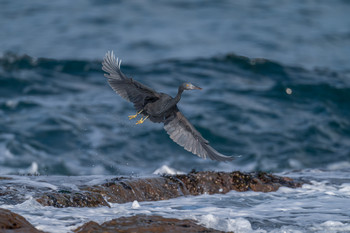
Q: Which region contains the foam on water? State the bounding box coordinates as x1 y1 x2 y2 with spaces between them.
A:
153 164 186 175
131 200 141 209
1 169 349 232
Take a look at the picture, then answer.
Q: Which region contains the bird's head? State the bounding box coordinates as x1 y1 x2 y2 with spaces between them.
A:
182 82 202 91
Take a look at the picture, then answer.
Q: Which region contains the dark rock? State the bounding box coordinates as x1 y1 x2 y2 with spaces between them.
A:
249 172 294 192
84 177 188 203
78 171 302 206
74 215 229 233
6 171 300 208
0 208 45 233
36 192 110 208
173 171 252 194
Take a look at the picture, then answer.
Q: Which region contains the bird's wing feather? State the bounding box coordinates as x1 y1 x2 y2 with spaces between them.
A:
164 108 233 162
102 51 158 110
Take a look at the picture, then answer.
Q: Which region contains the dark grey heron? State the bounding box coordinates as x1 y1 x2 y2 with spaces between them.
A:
102 51 233 162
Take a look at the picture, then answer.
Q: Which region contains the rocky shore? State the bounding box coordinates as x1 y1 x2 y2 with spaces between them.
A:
74 215 228 233
0 171 303 232
0 208 45 233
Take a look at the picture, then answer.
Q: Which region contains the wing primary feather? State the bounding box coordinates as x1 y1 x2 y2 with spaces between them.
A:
102 51 159 110
102 51 125 81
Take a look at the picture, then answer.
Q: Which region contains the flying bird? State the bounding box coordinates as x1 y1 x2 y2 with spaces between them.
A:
102 51 233 162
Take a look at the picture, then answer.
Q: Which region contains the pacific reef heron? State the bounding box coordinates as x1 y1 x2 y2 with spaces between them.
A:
102 51 233 161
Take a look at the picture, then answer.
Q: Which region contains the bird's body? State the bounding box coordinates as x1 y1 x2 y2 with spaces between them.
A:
144 93 174 122
102 51 233 162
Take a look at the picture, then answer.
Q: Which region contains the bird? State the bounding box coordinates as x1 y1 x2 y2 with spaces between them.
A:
102 51 233 162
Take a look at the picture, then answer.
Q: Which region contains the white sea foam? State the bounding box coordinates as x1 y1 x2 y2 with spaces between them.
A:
153 165 185 175
327 161 350 170
131 200 141 209
198 214 218 228
27 162 39 174
0 170 349 233
339 183 350 196
310 221 350 232
5 178 58 191
198 214 262 233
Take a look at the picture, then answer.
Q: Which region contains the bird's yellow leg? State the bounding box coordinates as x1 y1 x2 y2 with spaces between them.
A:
136 115 149 125
128 110 143 120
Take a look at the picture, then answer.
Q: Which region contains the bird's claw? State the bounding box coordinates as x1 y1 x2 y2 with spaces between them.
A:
135 116 149 125
129 110 143 120
136 119 143 124
128 114 137 120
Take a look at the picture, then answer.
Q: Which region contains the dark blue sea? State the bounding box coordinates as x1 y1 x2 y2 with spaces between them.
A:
0 1 349 232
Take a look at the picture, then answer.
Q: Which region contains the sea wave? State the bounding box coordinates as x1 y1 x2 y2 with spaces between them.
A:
0 52 349 175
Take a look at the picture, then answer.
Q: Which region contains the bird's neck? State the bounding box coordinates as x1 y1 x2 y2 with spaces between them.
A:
173 86 184 104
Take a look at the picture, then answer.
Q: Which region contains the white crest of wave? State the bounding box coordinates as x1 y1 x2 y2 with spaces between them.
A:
131 200 141 209
327 161 350 170
28 162 39 174
153 165 185 175
310 221 350 232
197 214 264 233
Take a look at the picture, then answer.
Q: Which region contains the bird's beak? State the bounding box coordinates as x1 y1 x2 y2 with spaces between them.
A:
193 85 202 90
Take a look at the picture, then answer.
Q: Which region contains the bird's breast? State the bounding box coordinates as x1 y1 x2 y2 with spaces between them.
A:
144 95 174 119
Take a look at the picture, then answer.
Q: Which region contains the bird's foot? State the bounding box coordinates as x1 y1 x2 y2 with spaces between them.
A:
128 114 138 120
136 116 149 125
128 110 143 120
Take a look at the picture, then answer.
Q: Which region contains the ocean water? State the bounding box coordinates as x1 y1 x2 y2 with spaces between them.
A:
1 0 350 232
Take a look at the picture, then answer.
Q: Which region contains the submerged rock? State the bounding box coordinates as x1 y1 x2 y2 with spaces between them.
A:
74 214 228 233
0 208 45 233
36 171 302 207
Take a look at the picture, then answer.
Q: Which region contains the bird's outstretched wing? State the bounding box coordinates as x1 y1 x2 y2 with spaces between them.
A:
102 51 159 111
164 108 234 162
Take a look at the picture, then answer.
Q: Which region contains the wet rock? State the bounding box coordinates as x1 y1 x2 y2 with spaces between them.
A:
178 171 301 193
36 192 110 208
74 214 228 233
249 172 294 192
0 187 29 206
0 208 45 233
24 171 301 208
84 177 188 203
173 171 252 194
79 171 302 206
